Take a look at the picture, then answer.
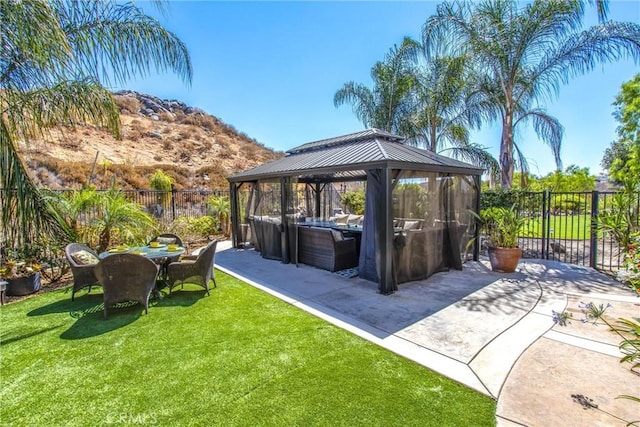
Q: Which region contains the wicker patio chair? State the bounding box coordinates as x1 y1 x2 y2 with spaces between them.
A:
64 243 101 301
95 253 160 319
166 240 217 296
149 233 183 247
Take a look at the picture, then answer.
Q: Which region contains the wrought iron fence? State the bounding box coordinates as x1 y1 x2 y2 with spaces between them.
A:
2 187 638 273
512 190 640 273
0 188 230 229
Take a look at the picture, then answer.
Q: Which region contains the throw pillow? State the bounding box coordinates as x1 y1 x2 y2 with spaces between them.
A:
334 214 349 225
403 220 420 230
156 236 177 245
71 250 99 266
330 229 344 241
347 214 363 225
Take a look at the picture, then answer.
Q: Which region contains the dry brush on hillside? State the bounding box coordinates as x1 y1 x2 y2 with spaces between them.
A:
16 91 282 190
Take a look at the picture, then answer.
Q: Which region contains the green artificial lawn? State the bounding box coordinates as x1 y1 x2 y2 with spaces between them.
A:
523 214 593 240
0 272 495 426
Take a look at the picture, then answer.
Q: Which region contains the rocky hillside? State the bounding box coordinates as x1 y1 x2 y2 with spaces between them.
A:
17 91 283 190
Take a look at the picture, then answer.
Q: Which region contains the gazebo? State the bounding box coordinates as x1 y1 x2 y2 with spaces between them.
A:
227 129 483 294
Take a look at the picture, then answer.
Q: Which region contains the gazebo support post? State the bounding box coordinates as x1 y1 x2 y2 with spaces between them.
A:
314 183 321 219
378 167 395 294
473 175 481 261
280 177 290 264
230 181 240 248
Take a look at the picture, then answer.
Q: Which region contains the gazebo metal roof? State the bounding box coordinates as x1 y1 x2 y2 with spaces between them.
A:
227 129 484 182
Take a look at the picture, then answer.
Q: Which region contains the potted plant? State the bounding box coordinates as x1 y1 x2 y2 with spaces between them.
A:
0 245 44 296
475 205 526 273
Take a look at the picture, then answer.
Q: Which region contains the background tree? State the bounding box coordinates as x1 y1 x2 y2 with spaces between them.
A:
1 0 191 247
528 166 596 192
422 0 640 188
150 169 174 217
334 37 418 135
603 73 640 190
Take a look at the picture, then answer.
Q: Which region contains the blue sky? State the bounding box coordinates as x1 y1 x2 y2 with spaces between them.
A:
119 1 640 177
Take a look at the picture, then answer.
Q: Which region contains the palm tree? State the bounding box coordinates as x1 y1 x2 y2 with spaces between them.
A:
335 37 501 179
408 55 473 151
41 187 102 241
208 195 231 236
334 37 419 135
407 52 501 180
422 0 640 188
1 0 191 247
90 187 157 253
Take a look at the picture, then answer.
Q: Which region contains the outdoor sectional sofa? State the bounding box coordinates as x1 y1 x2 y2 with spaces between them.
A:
249 216 283 260
297 226 358 272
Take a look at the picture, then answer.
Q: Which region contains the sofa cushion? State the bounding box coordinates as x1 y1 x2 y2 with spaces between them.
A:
330 229 343 241
71 250 99 266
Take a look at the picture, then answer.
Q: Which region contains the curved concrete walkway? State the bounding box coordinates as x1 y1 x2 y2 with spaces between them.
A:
214 241 639 426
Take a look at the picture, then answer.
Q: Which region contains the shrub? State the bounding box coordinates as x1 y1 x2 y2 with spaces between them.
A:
159 112 175 122
208 195 230 235
242 144 258 161
182 114 216 130
61 136 81 149
127 129 141 141
178 150 191 162
170 216 218 240
114 95 141 114
178 127 194 139
617 232 640 294
341 190 365 215
480 188 526 210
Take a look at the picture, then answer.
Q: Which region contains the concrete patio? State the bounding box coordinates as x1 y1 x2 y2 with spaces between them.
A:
214 241 640 426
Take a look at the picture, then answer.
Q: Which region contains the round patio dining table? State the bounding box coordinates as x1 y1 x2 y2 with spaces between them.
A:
98 245 186 297
98 244 186 261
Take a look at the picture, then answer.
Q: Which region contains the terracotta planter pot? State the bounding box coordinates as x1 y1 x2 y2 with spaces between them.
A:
6 272 41 296
488 247 522 273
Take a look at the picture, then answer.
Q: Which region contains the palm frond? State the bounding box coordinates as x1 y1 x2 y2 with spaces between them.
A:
528 109 564 171
438 142 499 180
585 0 610 22
334 82 376 128
512 141 531 177
1 119 74 247
53 0 192 86
536 21 640 98
3 79 121 142
334 38 418 134
0 0 71 90
1 0 191 246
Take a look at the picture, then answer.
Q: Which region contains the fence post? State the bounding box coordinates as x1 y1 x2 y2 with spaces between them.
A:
171 184 177 221
541 190 549 259
589 190 599 268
